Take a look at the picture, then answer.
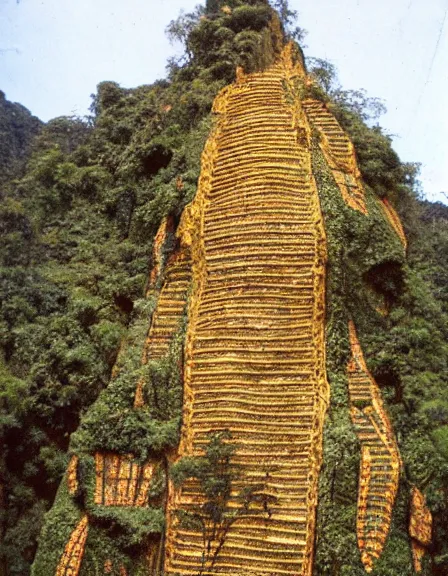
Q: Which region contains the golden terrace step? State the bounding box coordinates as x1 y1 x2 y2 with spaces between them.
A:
217 139 301 157
230 82 285 95
192 355 314 370
217 140 300 159
196 301 314 317
204 212 313 228
218 129 296 145
180 479 308 495
219 128 301 146
190 414 315 430
228 85 285 99
228 91 285 105
212 166 306 184
215 150 304 169
222 119 295 134
206 239 314 253
212 182 311 198
165 49 327 576
201 446 314 460
193 342 314 355
194 325 314 339
208 194 312 211
208 190 312 206
197 296 314 309
204 229 315 243
206 245 316 259
217 140 308 158
201 285 314 301
193 437 313 452
225 108 292 123
205 203 311 217
206 211 313 227
228 99 289 114
216 148 311 167
170 544 303 565
215 146 304 164
212 164 310 184
198 293 314 307
205 213 313 227
191 428 312 440
173 533 307 555
191 343 314 356
205 251 315 266
180 489 311 507
203 274 313 287
198 300 312 312
191 386 316 399
192 383 317 396
209 175 311 191
211 185 312 203
194 325 313 338
192 395 315 409
205 244 315 259
191 405 316 421
210 171 311 191
175 518 309 540
191 436 313 450
169 555 305 572
206 197 313 214
169 558 304 576
194 331 313 344
228 99 285 113
192 430 314 445
194 362 312 378
191 370 315 382
173 539 306 562
212 162 309 180
205 261 315 275
204 224 315 240
193 333 314 346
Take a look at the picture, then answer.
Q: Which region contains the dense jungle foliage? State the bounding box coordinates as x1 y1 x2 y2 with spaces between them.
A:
0 0 447 574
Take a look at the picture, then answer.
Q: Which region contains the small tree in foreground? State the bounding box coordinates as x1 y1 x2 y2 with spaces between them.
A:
171 430 277 575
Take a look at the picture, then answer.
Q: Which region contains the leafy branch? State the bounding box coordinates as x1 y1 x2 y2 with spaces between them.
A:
171 430 277 575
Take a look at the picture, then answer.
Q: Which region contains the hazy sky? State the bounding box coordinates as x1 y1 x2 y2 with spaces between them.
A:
1 0 447 201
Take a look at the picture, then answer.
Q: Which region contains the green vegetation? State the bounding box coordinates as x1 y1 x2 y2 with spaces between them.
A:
0 0 447 574
309 64 448 574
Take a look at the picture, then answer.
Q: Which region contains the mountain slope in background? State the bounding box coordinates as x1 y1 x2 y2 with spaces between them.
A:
0 91 42 184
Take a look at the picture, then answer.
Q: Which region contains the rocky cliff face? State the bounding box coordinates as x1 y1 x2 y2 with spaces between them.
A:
0 91 41 184
1 2 447 576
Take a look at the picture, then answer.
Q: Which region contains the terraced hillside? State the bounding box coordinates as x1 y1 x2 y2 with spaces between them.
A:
302 99 367 214
165 46 329 576
347 321 401 573
409 487 432 573
379 197 408 249
55 515 88 576
135 239 192 408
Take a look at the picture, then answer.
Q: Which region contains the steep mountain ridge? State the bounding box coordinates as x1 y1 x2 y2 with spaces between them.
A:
165 45 328 576
0 2 447 575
